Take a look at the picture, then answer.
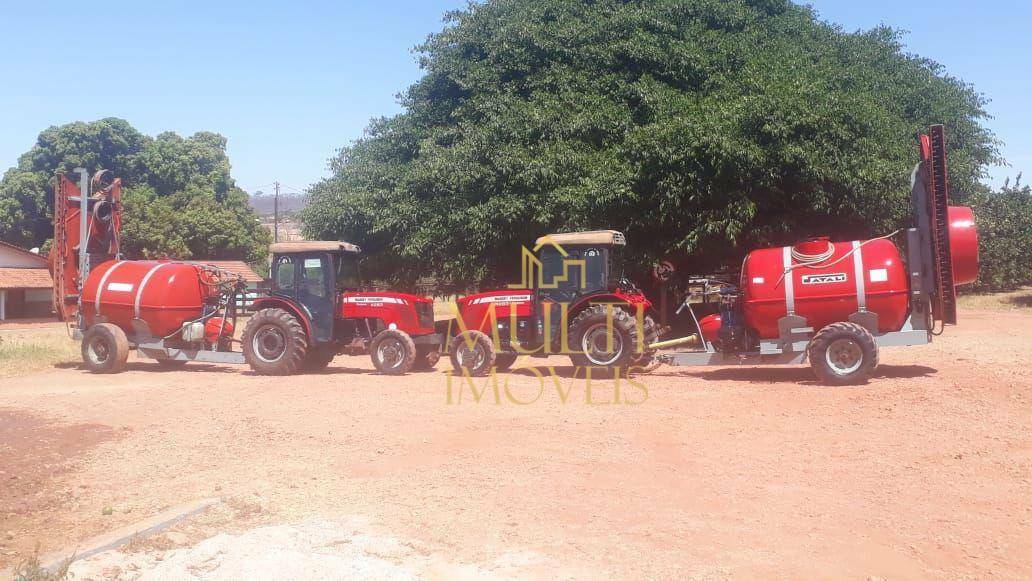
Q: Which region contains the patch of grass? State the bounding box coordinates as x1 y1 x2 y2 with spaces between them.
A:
0 326 80 377
958 287 1032 311
11 543 73 581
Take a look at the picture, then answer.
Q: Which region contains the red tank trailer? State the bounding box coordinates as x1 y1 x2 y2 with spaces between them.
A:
50 169 249 373
661 125 979 384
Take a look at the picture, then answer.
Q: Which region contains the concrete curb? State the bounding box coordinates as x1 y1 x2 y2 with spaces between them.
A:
6 497 220 576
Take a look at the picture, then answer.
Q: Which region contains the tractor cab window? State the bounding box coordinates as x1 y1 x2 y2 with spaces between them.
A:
335 254 361 290
537 245 609 303
273 256 295 292
300 256 329 299
582 247 608 291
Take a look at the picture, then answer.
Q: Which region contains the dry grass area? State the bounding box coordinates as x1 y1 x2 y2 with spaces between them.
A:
0 323 79 378
957 286 1032 311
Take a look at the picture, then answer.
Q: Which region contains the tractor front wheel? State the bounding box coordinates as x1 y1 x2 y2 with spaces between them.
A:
243 308 309 375
807 322 879 385
81 323 130 374
449 330 496 377
370 329 417 375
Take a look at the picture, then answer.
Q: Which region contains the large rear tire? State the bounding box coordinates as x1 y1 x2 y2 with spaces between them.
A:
412 347 441 371
304 346 337 372
370 329 417 375
449 330 496 377
494 352 518 371
807 322 879 385
631 315 661 372
242 308 309 375
81 323 130 374
568 305 639 370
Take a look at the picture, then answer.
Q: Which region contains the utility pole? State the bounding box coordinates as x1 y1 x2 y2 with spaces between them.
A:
273 181 280 243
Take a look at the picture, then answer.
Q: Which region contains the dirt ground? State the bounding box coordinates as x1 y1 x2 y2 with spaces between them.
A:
1 302 1030 579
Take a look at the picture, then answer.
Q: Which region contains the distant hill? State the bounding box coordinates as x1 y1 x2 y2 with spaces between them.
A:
248 193 307 217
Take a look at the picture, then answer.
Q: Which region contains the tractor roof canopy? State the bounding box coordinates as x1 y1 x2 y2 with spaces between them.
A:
269 241 361 254
535 230 626 247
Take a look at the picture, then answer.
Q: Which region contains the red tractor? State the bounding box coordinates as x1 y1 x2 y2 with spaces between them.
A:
243 241 441 375
444 230 660 376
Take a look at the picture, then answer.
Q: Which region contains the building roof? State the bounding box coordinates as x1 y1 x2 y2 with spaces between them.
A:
535 230 626 247
195 261 264 283
0 240 48 268
0 267 54 289
269 241 361 254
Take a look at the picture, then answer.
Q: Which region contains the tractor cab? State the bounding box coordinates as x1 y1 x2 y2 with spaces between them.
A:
534 230 627 304
268 241 362 344
246 241 440 376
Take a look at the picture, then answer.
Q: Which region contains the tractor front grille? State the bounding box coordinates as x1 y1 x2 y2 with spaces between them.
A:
415 302 435 330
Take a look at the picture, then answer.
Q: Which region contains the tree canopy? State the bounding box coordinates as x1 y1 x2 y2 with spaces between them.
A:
0 118 269 263
301 0 1001 289
970 176 1032 292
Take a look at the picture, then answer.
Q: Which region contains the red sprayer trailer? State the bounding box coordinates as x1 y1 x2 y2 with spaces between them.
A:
51 170 441 375
51 169 249 372
659 125 979 384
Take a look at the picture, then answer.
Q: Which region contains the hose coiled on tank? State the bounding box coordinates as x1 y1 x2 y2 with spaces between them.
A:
776 230 901 286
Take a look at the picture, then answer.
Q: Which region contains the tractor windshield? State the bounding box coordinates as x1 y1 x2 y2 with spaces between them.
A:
335 255 361 290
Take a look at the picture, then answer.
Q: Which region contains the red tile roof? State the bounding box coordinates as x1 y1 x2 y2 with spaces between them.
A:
0 268 53 289
194 261 264 283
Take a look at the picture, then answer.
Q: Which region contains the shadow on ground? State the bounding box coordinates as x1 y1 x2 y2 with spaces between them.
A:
673 364 937 384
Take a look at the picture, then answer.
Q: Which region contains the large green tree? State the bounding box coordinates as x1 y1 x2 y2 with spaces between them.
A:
302 0 999 288
0 118 269 263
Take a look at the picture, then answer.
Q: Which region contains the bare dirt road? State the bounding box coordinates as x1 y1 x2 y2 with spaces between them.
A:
1 304 1030 579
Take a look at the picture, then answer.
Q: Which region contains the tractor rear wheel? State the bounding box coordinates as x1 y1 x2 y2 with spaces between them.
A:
631 315 661 372
807 322 879 385
412 347 441 371
449 330 496 377
82 323 130 374
568 305 639 370
370 329 417 375
243 308 309 375
304 347 337 372
494 352 518 371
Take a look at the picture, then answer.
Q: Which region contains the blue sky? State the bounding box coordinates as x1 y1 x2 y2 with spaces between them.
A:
0 0 1027 196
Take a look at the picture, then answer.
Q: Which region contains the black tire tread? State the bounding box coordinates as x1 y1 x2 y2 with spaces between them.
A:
81 323 130 374
807 322 879 385
567 305 640 369
370 329 417 375
242 308 309 376
494 351 518 371
449 330 496 377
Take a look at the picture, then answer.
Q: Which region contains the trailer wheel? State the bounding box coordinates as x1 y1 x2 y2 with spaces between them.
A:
82 323 129 374
807 322 879 385
304 347 337 372
449 330 496 377
494 352 518 371
370 329 417 375
412 347 441 371
568 305 639 370
243 308 309 375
